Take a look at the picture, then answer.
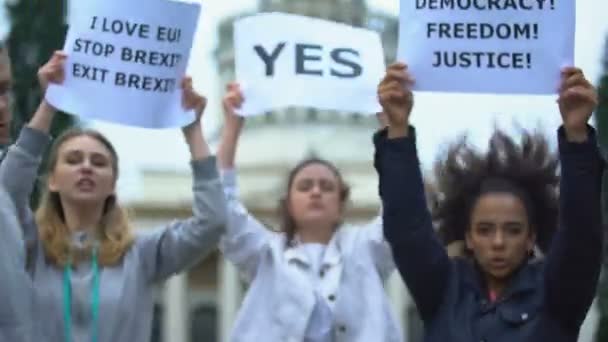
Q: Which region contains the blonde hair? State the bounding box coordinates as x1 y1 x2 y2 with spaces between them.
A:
35 128 134 266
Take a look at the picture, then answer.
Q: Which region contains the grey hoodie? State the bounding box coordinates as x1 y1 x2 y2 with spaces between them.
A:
0 127 227 342
0 187 33 342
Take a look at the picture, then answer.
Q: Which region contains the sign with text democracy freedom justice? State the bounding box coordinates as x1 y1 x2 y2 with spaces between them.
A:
234 13 386 116
397 0 575 94
46 0 200 128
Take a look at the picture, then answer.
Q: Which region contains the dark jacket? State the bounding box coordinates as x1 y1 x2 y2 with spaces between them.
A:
374 126 604 342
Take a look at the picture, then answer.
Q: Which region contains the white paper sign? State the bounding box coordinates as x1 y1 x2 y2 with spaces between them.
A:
234 13 386 116
397 0 575 94
46 0 200 128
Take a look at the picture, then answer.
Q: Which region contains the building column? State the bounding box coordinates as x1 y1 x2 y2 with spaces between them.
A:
163 273 189 342
218 258 241 342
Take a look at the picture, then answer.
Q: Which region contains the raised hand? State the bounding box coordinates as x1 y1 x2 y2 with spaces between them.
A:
29 51 67 132
38 50 67 94
222 82 245 131
180 76 210 160
557 67 597 142
181 76 207 125
218 82 245 169
377 62 415 138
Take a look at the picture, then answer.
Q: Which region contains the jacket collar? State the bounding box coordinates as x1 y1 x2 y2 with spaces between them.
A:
284 230 343 269
461 257 539 300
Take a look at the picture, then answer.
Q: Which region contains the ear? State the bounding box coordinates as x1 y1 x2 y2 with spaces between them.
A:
464 230 473 251
526 227 537 252
47 173 58 192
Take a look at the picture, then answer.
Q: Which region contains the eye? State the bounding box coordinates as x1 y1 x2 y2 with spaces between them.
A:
91 153 109 167
319 179 337 192
475 224 493 236
0 82 11 97
504 224 525 236
64 151 84 164
295 179 313 192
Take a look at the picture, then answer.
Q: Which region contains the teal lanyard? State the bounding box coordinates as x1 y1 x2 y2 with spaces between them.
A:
63 248 100 342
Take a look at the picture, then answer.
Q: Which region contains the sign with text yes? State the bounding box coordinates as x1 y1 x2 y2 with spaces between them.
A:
234 13 386 116
46 0 200 128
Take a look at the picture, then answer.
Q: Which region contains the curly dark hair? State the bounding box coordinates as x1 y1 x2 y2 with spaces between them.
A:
278 157 350 247
431 128 560 253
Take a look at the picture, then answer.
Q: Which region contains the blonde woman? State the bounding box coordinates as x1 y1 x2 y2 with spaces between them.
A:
0 52 227 342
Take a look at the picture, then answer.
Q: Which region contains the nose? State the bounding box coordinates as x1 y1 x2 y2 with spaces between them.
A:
491 230 506 248
78 160 94 174
310 183 322 196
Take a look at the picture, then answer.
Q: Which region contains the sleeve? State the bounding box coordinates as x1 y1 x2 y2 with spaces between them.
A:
0 127 52 251
218 168 276 282
355 211 396 281
374 127 451 321
544 125 604 331
137 156 227 282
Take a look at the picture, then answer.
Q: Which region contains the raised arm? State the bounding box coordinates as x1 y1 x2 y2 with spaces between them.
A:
138 78 227 282
374 63 451 321
353 114 396 280
544 67 604 330
217 83 275 281
0 52 64 247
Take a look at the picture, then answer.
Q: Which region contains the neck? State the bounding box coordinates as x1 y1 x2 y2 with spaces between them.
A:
297 222 335 245
61 199 104 233
485 274 508 301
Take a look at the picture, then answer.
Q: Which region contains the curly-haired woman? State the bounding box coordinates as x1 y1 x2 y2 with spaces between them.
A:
374 63 604 341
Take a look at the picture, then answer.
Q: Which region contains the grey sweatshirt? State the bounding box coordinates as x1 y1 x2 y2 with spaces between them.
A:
0 188 33 342
0 127 227 342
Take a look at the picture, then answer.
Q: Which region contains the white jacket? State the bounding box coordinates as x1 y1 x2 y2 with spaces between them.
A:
220 169 404 342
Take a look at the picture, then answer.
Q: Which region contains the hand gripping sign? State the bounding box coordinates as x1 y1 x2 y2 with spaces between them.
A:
397 0 575 95
233 12 386 116
46 0 201 128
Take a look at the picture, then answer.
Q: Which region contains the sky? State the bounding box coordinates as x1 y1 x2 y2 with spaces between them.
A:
1 0 608 200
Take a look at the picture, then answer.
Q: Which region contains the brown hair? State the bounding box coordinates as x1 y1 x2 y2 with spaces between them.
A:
36 128 134 266
430 128 559 254
278 158 350 247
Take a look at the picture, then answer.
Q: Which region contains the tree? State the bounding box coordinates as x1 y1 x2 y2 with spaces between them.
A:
594 36 608 342
6 0 75 208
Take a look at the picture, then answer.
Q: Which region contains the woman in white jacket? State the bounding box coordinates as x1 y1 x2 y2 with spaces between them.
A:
217 83 404 342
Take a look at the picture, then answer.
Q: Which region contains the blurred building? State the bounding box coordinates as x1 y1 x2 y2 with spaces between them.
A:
210 0 415 341
137 0 409 341
130 0 600 341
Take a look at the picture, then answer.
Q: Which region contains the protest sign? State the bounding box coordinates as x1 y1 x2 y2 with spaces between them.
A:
46 0 200 128
397 0 575 94
234 12 386 116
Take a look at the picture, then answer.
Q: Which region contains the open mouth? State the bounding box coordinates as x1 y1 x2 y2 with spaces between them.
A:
76 178 96 191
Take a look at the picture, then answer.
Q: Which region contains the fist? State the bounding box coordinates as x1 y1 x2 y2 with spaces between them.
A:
181 76 207 123
222 82 245 129
38 51 67 93
557 67 597 141
377 63 414 137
